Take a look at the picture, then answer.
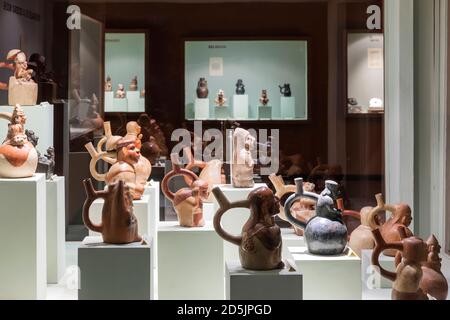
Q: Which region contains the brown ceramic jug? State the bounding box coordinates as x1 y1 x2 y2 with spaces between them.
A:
375 194 413 257
372 228 428 300
82 179 142 244
213 186 284 271
420 235 448 300
162 154 209 227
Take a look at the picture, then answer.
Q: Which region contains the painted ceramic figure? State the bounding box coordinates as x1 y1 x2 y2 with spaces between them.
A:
82 179 142 244
235 79 245 95
279 84 292 97
105 76 112 92
85 121 151 200
82 94 104 130
419 235 448 300
0 105 38 178
284 178 348 255
372 228 428 300
129 76 138 91
6 49 37 105
162 154 209 227
260 90 269 106
213 186 284 271
196 77 209 99
115 84 126 99
374 194 413 257
215 89 227 107
232 128 256 188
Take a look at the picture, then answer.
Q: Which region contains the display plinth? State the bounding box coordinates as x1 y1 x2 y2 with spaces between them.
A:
8 76 38 106
89 194 152 237
0 103 54 154
290 246 361 300
158 221 224 300
113 98 128 112
104 91 114 112
226 261 302 300
258 105 272 119
194 98 210 119
143 181 160 288
215 106 229 119
361 249 395 289
0 174 46 300
281 228 305 259
78 236 152 300
127 91 144 112
203 202 215 222
46 176 66 284
281 96 296 119
233 95 249 118
212 184 267 262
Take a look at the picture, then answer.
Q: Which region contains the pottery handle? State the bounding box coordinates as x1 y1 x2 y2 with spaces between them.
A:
371 229 403 282
82 179 104 234
283 180 318 230
269 174 286 193
104 121 112 139
85 142 106 182
367 194 386 230
212 187 249 246
0 111 12 122
162 160 200 202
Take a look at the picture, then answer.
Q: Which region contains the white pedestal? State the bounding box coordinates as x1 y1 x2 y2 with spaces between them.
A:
89 195 152 238
0 103 54 154
203 202 215 222
0 174 46 300
215 106 229 119
157 221 224 300
361 249 395 289
113 98 128 112
258 105 272 119
281 96 296 119
290 246 361 300
226 261 303 300
139 97 145 110
104 91 114 112
233 95 249 119
281 228 305 259
194 98 210 119
127 91 144 112
46 176 66 284
212 184 267 262
78 236 152 300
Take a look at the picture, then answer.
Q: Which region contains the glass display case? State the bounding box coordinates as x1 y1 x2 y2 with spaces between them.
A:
184 39 309 121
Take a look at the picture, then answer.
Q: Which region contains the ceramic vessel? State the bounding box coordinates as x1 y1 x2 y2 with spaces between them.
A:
6 49 37 105
82 178 142 244
82 93 104 130
215 89 227 107
36 147 55 180
129 76 138 91
85 121 151 200
196 77 209 98
212 186 284 270
137 114 169 157
162 154 208 227
259 90 269 106
376 194 413 257
372 228 428 300
279 84 292 97
0 105 38 178
115 84 126 99
284 178 348 255
235 79 245 95
105 76 112 92
419 235 448 300
232 128 255 188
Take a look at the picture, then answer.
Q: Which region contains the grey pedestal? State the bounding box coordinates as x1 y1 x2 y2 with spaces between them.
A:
226 261 302 300
78 236 152 300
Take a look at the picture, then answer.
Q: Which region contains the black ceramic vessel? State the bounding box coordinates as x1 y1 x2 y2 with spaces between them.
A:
279 84 292 97
284 178 348 255
235 79 245 95
196 77 209 98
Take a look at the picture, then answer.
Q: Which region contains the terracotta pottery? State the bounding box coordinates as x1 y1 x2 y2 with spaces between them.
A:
115 84 126 99
372 228 428 300
36 147 55 180
162 154 209 227
232 128 256 188
284 178 348 255
137 114 169 157
279 84 292 97
196 77 209 99
212 186 284 270
0 105 38 178
85 121 151 200
215 89 227 107
6 50 37 105
375 194 413 257
419 235 448 300
82 94 104 130
269 174 316 236
105 76 112 92
129 76 138 91
235 79 245 95
259 90 269 106
82 179 141 244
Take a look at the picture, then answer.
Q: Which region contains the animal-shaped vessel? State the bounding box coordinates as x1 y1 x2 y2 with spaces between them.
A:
82 179 142 244
372 228 428 300
0 105 38 178
162 154 209 227
284 178 348 255
212 186 284 270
